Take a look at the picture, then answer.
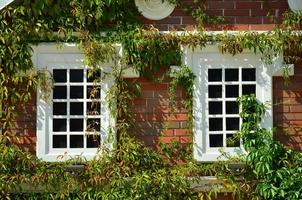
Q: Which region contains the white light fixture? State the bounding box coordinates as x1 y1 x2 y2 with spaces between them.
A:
288 0 302 12
135 0 175 20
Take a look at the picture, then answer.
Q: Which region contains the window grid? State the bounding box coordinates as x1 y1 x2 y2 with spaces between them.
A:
207 67 256 149
52 68 101 150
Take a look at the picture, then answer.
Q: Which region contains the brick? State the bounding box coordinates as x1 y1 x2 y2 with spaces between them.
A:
141 83 167 90
168 114 188 121
280 113 302 121
250 24 275 30
181 16 196 25
205 9 223 16
251 9 274 17
155 17 181 25
224 24 249 31
180 136 191 143
146 114 168 121
163 129 174 137
160 136 179 143
224 9 250 16
141 91 154 98
167 121 180 129
207 2 234 9
273 105 290 113
132 99 146 106
273 90 291 98
174 129 189 136
236 2 262 9
291 105 302 113
236 17 262 24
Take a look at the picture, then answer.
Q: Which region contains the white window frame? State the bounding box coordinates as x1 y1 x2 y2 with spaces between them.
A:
183 45 285 162
32 43 117 162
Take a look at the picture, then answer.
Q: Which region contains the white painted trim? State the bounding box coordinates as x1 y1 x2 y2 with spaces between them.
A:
33 43 116 161
184 45 283 162
0 0 14 10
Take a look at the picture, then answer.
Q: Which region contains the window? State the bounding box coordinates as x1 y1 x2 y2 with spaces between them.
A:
183 45 283 161
33 44 116 161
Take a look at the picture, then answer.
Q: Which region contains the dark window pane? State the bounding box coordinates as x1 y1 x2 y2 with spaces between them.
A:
87 70 101 82
226 101 239 114
87 102 101 115
53 119 66 132
70 135 84 148
209 118 223 131
210 135 223 147
242 85 256 95
225 69 238 82
53 102 67 115
87 118 101 132
209 101 222 114
87 86 100 99
87 135 101 148
70 86 83 99
70 69 84 82
70 102 83 115
70 119 83 132
53 69 66 83
242 68 256 81
226 85 239 98
208 69 222 82
53 135 67 148
226 117 240 130
227 134 240 147
208 85 222 98
53 86 67 99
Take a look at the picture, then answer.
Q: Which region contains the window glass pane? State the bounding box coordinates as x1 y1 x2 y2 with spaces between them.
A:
70 86 83 99
53 119 66 132
70 118 83 132
70 69 84 82
225 85 239 98
242 85 256 95
87 102 101 115
87 118 101 132
208 69 222 82
227 134 240 147
226 117 240 130
70 102 83 115
209 134 223 147
70 135 84 148
53 69 66 83
53 86 67 99
209 118 223 131
53 135 67 148
87 135 101 148
208 85 222 98
226 101 239 114
242 68 256 81
225 69 238 82
87 86 100 99
53 102 67 115
209 101 222 114
87 70 101 82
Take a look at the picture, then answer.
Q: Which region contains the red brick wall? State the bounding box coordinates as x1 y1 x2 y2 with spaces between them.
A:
11 96 36 153
274 63 302 149
139 0 288 31
130 77 190 148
